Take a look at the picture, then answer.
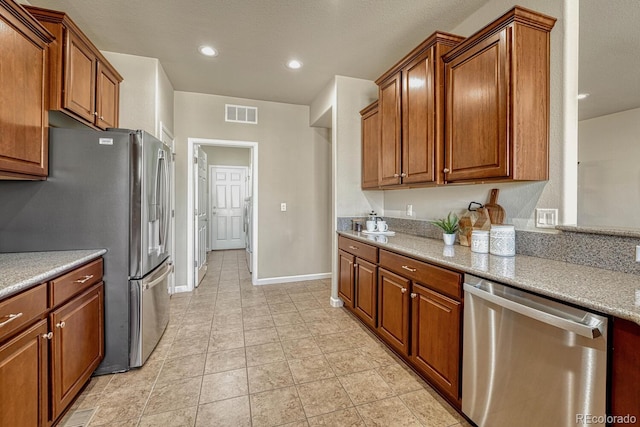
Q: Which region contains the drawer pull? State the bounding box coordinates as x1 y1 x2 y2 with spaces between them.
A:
348 245 359 250
401 265 417 272
401 287 407 294
42 332 53 340
0 312 23 327
74 275 95 284
410 293 417 299
56 321 66 329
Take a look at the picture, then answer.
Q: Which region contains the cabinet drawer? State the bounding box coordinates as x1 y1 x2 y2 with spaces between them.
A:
0 283 48 342
50 259 103 308
338 236 378 263
379 250 462 299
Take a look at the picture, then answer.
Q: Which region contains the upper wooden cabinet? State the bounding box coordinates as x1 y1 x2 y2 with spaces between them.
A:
375 32 465 188
24 5 123 130
443 6 556 183
0 0 54 179
360 101 379 190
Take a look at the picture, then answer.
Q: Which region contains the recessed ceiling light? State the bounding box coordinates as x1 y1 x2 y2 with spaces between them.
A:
199 46 218 57
577 93 590 100
286 59 303 70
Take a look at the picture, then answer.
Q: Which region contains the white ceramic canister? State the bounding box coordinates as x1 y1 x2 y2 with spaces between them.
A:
490 225 516 256
470 230 490 254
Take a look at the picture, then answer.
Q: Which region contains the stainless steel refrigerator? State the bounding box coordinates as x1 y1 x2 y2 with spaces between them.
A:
0 127 172 374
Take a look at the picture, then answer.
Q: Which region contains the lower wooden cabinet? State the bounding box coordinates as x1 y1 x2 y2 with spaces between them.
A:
51 283 104 420
411 283 461 402
377 268 410 356
611 318 640 425
338 249 355 308
0 319 49 427
354 259 377 328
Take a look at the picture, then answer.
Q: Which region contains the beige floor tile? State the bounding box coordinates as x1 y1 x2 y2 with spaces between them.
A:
281 337 323 360
296 378 352 418
87 400 145 426
357 344 397 368
307 407 366 426
200 368 248 403
246 342 286 367
155 353 206 386
315 332 359 354
208 330 245 352
338 370 395 405
269 302 298 314
305 320 343 336
276 323 312 341
293 299 325 311
138 406 197 427
244 326 280 346
376 364 424 394
144 376 202 415
82 374 113 396
399 389 465 426
204 348 247 374
356 396 422 426
325 349 375 376
288 355 335 384
90 418 139 427
299 308 332 323
247 361 295 393
167 335 210 359
104 360 162 391
272 311 305 326
243 304 272 317
195 396 251 427
250 386 307 427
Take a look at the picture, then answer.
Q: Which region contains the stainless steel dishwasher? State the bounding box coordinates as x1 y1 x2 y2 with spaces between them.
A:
462 274 608 427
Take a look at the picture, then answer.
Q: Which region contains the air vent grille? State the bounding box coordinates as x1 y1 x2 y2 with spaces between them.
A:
225 104 258 124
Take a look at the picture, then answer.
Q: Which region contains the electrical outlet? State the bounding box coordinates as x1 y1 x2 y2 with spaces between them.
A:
535 208 558 228
280 202 287 212
406 204 413 217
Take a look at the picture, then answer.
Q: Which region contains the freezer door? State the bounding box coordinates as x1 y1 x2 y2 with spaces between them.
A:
130 131 172 278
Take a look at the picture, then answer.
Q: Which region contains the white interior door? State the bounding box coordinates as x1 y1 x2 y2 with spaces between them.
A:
160 123 175 294
194 146 208 286
210 166 247 250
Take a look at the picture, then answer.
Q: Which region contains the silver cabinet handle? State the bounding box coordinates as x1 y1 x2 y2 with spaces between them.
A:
353 263 358 269
401 173 407 177
401 287 407 293
401 265 417 272
0 312 23 327
99 116 104 120
393 173 399 178
74 275 94 284
348 245 358 250
56 321 66 329
42 332 53 340
464 283 603 339
410 293 417 299
93 112 98 116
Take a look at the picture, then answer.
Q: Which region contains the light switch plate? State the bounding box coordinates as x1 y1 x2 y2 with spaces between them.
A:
535 208 558 228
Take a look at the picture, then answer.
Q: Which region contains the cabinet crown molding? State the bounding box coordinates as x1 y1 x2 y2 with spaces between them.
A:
0 0 54 43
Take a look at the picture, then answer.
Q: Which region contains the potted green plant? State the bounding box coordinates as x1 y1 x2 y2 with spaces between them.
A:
430 212 459 245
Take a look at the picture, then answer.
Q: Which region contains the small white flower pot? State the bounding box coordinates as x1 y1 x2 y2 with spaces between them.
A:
443 233 456 245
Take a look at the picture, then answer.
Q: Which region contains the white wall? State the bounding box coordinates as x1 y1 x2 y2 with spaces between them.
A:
381 0 578 229
578 107 640 227
174 92 332 286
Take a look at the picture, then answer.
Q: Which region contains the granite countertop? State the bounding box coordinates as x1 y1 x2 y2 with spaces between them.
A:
339 230 640 325
0 249 107 299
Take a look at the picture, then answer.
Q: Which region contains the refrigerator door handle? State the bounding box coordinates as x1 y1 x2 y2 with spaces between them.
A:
144 261 173 290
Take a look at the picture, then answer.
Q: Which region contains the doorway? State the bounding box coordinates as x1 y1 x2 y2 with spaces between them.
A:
209 165 248 250
187 138 258 290
194 145 208 286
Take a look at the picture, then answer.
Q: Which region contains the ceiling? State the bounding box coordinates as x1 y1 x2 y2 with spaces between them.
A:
24 0 639 119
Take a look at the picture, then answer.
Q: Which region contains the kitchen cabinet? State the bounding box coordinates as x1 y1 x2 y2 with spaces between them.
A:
0 0 54 179
24 6 123 130
377 267 410 355
375 32 464 188
360 101 379 190
354 258 377 329
338 249 355 308
611 318 640 425
443 6 556 183
338 237 379 328
0 257 104 426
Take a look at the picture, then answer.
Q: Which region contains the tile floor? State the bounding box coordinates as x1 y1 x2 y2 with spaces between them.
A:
62 249 471 427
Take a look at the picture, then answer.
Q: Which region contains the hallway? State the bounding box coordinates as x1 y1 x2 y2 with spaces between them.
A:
61 250 469 426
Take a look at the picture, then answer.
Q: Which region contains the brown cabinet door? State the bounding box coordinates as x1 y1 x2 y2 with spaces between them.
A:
411 283 461 402
0 3 51 178
377 268 410 356
378 73 402 186
445 29 509 182
611 318 640 425
338 250 355 309
0 319 49 427
354 258 377 328
64 29 97 124
50 283 104 420
95 62 120 129
401 48 436 184
361 102 379 189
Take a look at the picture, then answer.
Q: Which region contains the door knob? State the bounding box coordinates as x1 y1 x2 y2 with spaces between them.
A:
401 287 407 293
410 293 417 299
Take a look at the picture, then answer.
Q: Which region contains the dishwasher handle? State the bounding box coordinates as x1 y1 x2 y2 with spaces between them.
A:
464 283 603 339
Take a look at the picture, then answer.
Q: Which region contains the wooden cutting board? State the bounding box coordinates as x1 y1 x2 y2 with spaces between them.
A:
485 188 505 224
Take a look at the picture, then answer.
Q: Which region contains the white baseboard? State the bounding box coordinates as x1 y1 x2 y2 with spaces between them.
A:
172 285 190 294
330 296 344 307
255 272 331 286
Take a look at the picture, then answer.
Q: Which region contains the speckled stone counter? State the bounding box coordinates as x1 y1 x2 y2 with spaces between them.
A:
0 249 106 299
339 230 640 325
